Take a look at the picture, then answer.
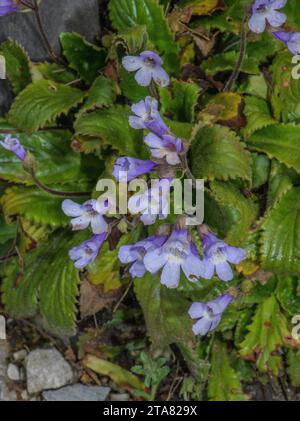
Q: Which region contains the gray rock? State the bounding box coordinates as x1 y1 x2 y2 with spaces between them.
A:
0 378 17 401
25 348 74 394
0 316 6 340
7 363 20 381
110 393 130 401
13 349 28 362
42 384 111 401
0 340 9 377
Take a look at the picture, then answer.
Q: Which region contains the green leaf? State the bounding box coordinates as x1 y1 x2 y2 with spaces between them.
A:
0 215 16 245
283 0 300 31
8 80 85 132
60 32 107 84
1 186 69 228
178 0 223 15
208 339 248 401
120 68 149 102
261 187 300 274
276 276 300 316
267 160 297 209
159 81 200 123
0 130 83 185
80 75 116 114
74 105 145 157
191 124 251 181
2 230 86 336
109 0 179 73
271 51 300 123
251 153 270 189
207 181 258 245
134 273 194 349
240 295 290 375
247 124 300 173
287 349 300 387
201 51 260 76
35 63 77 84
242 96 276 138
0 39 31 95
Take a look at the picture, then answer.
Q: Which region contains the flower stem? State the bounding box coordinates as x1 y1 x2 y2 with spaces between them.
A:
223 13 248 92
29 168 91 198
180 153 197 188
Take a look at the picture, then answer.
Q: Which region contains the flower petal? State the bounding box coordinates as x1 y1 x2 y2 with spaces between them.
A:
122 55 143 71
215 260 234 282
152 66 170 87
134 67 153 86
267 10 287 28
248 13 266 33
91 214 108 234
224 246 246 264
192 318 213 336
62 200 83 217
70 216 90 231
188 302 207 319
160 262 180 288
144 248 167 273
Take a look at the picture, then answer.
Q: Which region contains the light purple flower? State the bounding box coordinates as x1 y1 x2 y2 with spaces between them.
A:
62 199 109 234
144 229 204 288
0 135 26 161
200 231 246 282
248 0 287 34
129 96 169 136
0 0 19 16
113 157 157 182
189 293 233 336
144 133 183 165
122 51 170 87
128 178 172 226
69 233 106 269
273 31 300 55
118 235 167 278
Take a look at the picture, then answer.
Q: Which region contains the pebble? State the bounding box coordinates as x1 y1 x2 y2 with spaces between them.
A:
13 349 28 362
42 384 111 401
7 363 20 381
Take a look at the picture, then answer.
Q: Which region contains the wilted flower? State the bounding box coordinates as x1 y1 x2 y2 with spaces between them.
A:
128 178 172 225
122 51 170 87
189 293 233 336
248 0 287 34
273 31 300 55
200 230 246 282
0 0 20 16
144 133 183 165
144 228 204 288
0 135 26 161
62 199 109 234
69 233 106 269
129 96 169 136
113 157 157 182
118 235 167 278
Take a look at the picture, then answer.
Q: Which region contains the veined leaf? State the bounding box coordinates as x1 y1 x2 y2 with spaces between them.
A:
267 160 297 209
240 295 291 375
261 187 300 273
247 124 300 173
251 153 270 189
109 0 179 73
242 96 276 138
35 63 77 84
60 32 107 84
287 349 300 387
8 80 85 132
80 75 116 114
0 39 31 95
191 124 251 181
201 51 260 76
134 273 194 349
178 0 224 15
276 276 300 316
199 92 242 125
208 340 248 401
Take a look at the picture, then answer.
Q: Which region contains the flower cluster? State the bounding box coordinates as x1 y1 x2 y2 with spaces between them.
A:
248 0 300 55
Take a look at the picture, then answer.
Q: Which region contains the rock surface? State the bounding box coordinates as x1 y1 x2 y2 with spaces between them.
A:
25 348 74 394
42 384 111 401
7 363 20 381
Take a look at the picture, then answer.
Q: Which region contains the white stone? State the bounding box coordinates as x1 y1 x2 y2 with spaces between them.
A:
42 384 111 401
7 363 20 381
0 316 6 340
25 348 74 394
13 349 28 361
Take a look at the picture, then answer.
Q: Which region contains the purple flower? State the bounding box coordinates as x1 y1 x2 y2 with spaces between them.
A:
200 231 246 282
144 229 204 288
62 199 109 234
128 178 172 226
189 293 233 336
113 157 157 182
248 0 287 34
129 96 169 136
0 0 19 16
144 133 183 165
273 31 300 55
122 51 170 87
118 235 167 278
0 135 26 161
69 233 106 269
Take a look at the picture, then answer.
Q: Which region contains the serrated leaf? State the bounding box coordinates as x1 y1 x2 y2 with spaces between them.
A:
287 349 300 387
1 186 69 228
35 62 77 84
109 0 179 74
8 80 85 132
247 124 300 173
0 214 16 245
134 273 194 349
191 124 251 181
208 339 248 401
0 130 83 185
80 75 116 114
159 80 200 123
60 32 107 84
276 276 300 316
240 295 291 375
242 96 276 138
208 181 258 245
2 230 87 336
74 105 145 157
201 51 260 76
261 187 300 274
251 153 270 189
283 0 300 32
199 92 242 125
178 0 224 15
0 39 31 95
267 160 297 209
